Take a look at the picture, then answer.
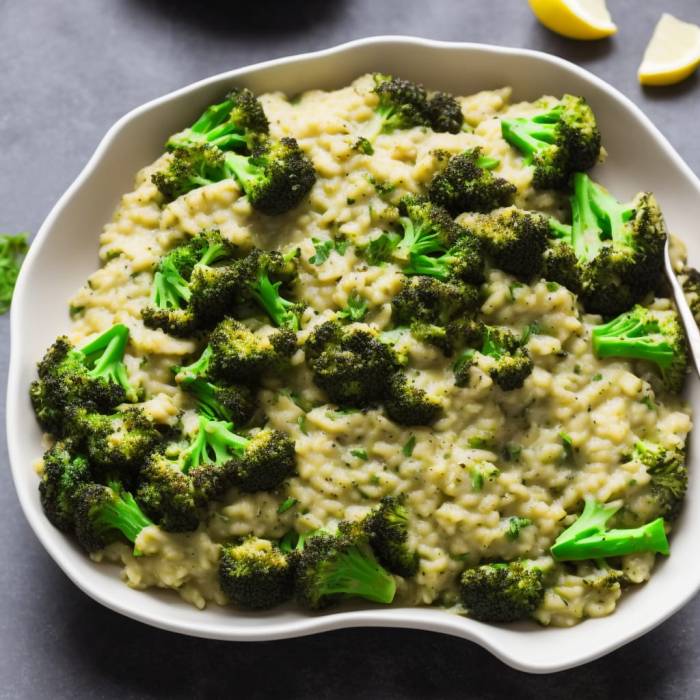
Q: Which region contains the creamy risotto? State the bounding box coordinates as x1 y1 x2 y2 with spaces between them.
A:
35 74 691 626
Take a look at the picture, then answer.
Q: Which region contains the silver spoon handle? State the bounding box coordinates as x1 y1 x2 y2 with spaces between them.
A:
664 239 700 380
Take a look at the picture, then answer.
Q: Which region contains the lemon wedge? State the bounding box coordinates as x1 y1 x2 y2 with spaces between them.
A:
528 0 617 40
638 14 700 86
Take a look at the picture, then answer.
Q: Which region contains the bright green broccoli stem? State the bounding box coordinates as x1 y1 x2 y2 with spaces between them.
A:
476 155 500 170
569 172 607 261
251 270 299 330
550 497 669 561
481 327 505 359
174 345 212 383
152 256 192 309
549 218 572 239
186 380 231 421
585 177 635 246
223 152 264 196
592 311 676 370
318 545 396 603
394 217 445 261
500 107 562 163
79 324 137 401
404 253 449 280
180 415 249 473
168 97 248 152
96 482 153 547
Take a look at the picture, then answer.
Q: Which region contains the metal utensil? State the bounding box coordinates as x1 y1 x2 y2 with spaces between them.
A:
664 238 700 380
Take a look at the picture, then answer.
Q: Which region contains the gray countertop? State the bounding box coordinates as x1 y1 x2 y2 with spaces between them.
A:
2 1 700 697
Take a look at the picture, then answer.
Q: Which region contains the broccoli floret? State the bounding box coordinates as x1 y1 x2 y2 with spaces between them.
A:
371 73 430 136
179 414 295 494
30 324 138 435
204 318 296 382
428 148 516 215
404 235 486 285
465 207 549 279
224 137 316 215
459 561 545 623
591 305 688 393
392 275 481 328
545 174 667 315
293 524 396 609
453 325 533 391
39 441 91 532
219 537 294 609
394 196 464 260
304 320 399 407
166 88 268 153
69 407 163 479
426 91 464 134
136 450 201 532
500 94 601 189
73 480 153 554
236 248 304 329
384 372 442 426
152 144 229 201
633 441 688 521
550 497 670 561
142 230 239 336
174 346 256 424
364 495 419 577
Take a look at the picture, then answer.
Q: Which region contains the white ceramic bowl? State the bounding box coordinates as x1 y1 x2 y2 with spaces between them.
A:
7 36 700 674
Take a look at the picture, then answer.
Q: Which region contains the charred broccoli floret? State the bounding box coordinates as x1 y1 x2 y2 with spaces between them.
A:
204 317 297 382
293 524 396 609
304 320 399 407
384 372 442 426
224 137 316 215
173 345 256 424
428 148 516 215
142 229 239 336
426 91 464 134
453 325 533 391
166 88 269 153
544 174 667 315
364 495 419 577
73 480 153 554
633 441 688 521
591 305 688 393
500 94 601 189
371 73 430 136
30 324 137 434
39 441 91 532
219 537 294 609
459 561 545 623
550 497 669 561
465 207 549 279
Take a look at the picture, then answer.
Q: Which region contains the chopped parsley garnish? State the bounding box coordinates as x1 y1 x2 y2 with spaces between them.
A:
0 233 28 314
402 435 416 457
277 497 298 514
350 448 369 460
337 292 368 322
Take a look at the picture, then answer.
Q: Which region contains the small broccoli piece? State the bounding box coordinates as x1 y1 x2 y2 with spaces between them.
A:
459 561 545 623
236 248 304 329
465 207 549 279
384 372 442 426
73 480 154 554
224 137 316 215
179 414 295 494
205 318 296 382
364 495 419 577
633 441 688 521
428 148 516 215
219 537 294 609
681 266 700 323
304 320 399 407
426 91 464 134
30 324 137 435
293 524 396 609
39 441 91 532
591 305 688 393
545 174 667 315
152 144 228 201
142 229 239 336
136 450 201 532
392 275 481 329
453 325 533 391
337 292 369 322
166 88 268 153
500 94 601 189
69 407 163 478
371 73 430 136
550 497 670 561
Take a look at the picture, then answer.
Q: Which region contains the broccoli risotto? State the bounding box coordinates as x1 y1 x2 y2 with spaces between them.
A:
31 73 693 626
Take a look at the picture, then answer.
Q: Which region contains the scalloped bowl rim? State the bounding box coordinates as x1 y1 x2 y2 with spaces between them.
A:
7 36 700 674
